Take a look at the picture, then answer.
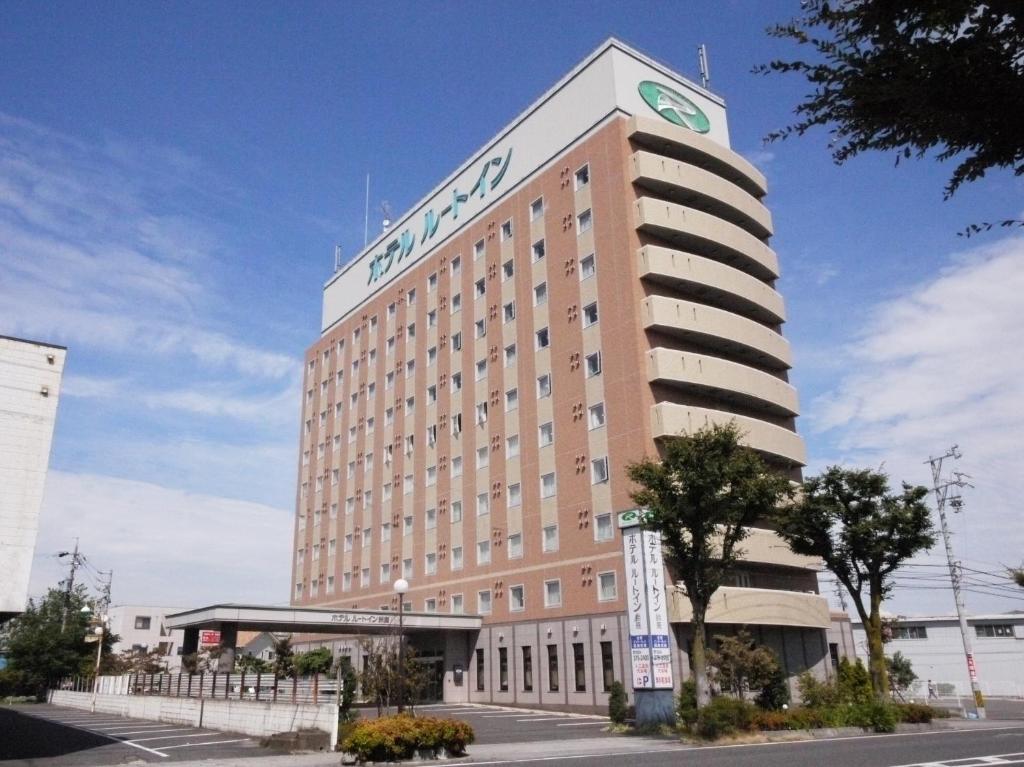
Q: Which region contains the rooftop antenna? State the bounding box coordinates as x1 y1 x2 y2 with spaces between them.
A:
380 201 393 234
697 44 711 90
363 174 370 247
334 244 343 273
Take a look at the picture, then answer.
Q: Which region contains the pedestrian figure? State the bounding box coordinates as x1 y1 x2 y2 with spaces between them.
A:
927 679 937 699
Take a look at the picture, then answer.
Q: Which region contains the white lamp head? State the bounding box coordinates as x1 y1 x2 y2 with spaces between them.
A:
393 578 409 595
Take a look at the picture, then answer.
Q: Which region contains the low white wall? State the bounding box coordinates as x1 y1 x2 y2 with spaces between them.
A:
48 690 335 737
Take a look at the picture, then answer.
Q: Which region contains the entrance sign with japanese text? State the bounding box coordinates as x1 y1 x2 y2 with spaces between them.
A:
621 511 674 691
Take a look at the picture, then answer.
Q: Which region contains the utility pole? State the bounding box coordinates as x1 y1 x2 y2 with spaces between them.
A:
927 445 985 719
97 570 113 615
58 538 82 631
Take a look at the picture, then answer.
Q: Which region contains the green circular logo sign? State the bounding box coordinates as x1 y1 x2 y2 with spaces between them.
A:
638 80 710 134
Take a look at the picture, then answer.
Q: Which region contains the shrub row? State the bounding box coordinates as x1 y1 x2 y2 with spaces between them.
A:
692 697 944 738
341 714 474 761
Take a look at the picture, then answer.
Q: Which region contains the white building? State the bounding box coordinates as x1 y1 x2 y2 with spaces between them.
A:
852 613 1024 698
107 605 187 672
0 335 66 623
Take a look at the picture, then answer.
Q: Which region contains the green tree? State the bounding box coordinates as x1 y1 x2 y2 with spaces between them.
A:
707 629 781 699
294 647 333 676
887 651 917 700
626 423 793 708
758 1 1024 232
272 635 295 679
1011 567 1024 588
0 586 116 698
104 647 166 675
774 467 935 698
235 654 272 673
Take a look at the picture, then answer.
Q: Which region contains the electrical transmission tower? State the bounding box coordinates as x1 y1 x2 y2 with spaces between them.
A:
927 445 985 719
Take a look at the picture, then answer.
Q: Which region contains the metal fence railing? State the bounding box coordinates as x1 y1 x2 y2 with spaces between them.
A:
57 672 343 706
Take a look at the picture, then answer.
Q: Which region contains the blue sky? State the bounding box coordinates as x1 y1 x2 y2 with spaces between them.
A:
3 1 1021 617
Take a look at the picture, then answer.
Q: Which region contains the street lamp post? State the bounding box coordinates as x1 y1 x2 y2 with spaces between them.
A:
393 578 409 713
81 605 105 713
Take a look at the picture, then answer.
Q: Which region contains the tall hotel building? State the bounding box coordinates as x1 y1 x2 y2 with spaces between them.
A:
291 40 831 708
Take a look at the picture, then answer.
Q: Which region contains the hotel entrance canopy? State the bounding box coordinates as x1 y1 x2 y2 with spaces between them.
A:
166 603 482 635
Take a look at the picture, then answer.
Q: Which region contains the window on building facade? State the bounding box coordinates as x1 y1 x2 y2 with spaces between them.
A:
533 282 547 307
532 239 545 262
573 643 586 692
504 343 516 366
577 209 593 234
510 585 525 612
451 500 463 522
134 616 151 631
537 373 551 398
892 625 928 640
601 641 615 692
502 260 514 280
595 513 613 542
598 571 617 601
976 624 1015 638
476 648 485 691
506 434 520 456
478 589 492 614
451 593 464 614
477 540 491 565
547 644 560 692
452 545 463 570
543 524 558 552
545 579 562 607
522 646 534 692
574 163 590 189
541 472 556 499
499 646 509 691
582 302 599 327
508 531 522 558
508 482 521 507
530 197 544 220
580 253 596 280
591 456 609 484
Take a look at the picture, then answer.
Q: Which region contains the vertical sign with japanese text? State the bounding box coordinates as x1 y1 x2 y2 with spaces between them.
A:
643 530 674 689
622 526 652 689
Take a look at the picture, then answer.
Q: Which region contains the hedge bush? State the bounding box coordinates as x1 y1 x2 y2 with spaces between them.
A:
696 696 757 739
607 681 628 724
341 714 474 761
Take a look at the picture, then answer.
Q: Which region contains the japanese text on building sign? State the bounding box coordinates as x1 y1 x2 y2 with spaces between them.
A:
366 148 514 285
330 613 396 625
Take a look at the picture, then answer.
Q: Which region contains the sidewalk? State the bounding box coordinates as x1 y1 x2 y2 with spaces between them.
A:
157 717 1024 767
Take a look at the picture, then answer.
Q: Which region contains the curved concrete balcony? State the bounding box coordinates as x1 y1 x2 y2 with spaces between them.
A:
639 245 785 326
669 586 830 629
631 150 773 240
647 347 799 417
741 527 819 570
634 197 778 282
651 402 806 467
642 295 791 370
628 114 767 199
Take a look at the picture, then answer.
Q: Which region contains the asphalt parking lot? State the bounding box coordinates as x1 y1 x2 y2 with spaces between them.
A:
415 702 612 744
0 704 271 764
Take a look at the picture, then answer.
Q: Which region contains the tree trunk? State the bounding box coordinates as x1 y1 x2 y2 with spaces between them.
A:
866 589 890 699
691 609 711 708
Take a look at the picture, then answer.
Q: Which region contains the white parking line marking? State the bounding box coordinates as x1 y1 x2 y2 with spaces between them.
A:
159 738 249 750
96 725 181 732
125 733 224 743
482 713 539 718
556 721 607 727
16 711 169 758
108 727 196 736
515 717 581 722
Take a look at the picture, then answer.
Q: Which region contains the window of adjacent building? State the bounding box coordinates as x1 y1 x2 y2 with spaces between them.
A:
406 359 416 379
134 616 151 631
451 255 461 275
510 584 525 612
547 645 560 692
505 388 518 411
533 282 547 306
403 558 413 579
592 456 610 484
387 336 395 355
501 219 513 241
406 396 415 416
598 571 617 601
478 589 492 615
451 593 464 614
452 331 462 351
344 534 353 552
477 492 489 516
537 374 551 398
404 474 413 494
504 343 516 366
475 277 486 298
381 522 391 542
404 515 413 535
312 543 321 561
327 575 335 594
539 421 554 447
475 648 485 691
583 302 599 327
595 512 613 542
508 531 523 559
573 643 586 692
427 272 437 291
976 624 1014 638
426 507 437 530
476 358 487 381
477 540 491 566
522 646 534 692
476 445 489 469
577 209 593 234
342 573 351 592
503 301 515 322
451 293 462 313
426 552 437 575
892 625 928 640
502 260 514 281
385 407 394 426
361 567 370 588
424 598 437 613
427 425 437 448
427 346 437 365
532 239 545 262
406 288 416 305
508 482 522 507
579 254 596 281
543 523 559 552
346 497 355 515
452 455 463 478
545 579 562 608
381 563 390 583
474 239 485 260
733 572 753 588
574 163 590 189
506 434 520 457
499 646 509 691
475 318 486 338
366 416 375 434
476 401 488 425
530 196 544 220
452 545 464 570
362 527 371 547
452 371 462 391
451 500 463 522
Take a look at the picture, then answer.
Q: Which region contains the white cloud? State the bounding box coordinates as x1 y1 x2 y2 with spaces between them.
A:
806 236 1024 615
30 471 293 607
